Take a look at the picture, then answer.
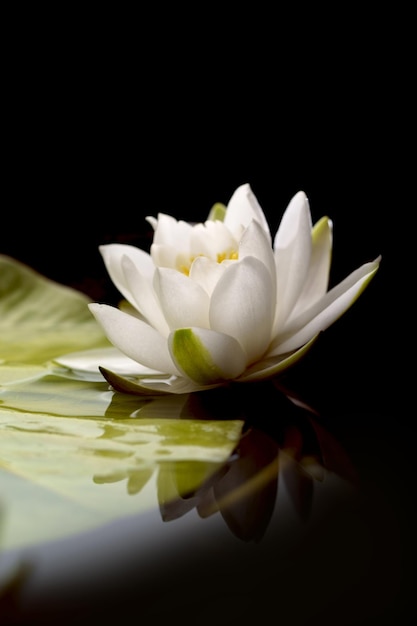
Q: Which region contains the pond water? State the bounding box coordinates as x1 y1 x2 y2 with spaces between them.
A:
0 377 410 625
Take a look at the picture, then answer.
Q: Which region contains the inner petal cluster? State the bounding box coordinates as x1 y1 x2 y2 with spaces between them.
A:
178 248 239 276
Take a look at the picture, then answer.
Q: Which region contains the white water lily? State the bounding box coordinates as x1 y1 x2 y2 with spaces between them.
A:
85 184 380 395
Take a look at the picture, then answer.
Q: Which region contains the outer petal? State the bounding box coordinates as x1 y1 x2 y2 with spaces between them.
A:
153 268 210 330
209 256 274 364
88 303 180 375
270 257 381 355
99 368 223 395
273 191 313 331
236 335 319 382
121 255 170 336
239 220 277 299
224 183 271 241
53 346 159 375
289 216 333 318
169 327 247 384
99 244 155 302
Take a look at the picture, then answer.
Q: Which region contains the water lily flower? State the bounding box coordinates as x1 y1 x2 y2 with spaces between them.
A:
87 184 380 395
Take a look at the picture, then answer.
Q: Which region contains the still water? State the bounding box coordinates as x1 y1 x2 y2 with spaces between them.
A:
1 379 410 625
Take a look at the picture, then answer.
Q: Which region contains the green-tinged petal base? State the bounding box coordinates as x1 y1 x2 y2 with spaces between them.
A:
170 328 247 384
236 335 319 382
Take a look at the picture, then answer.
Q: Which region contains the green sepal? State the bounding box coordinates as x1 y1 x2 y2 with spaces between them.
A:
99 367 172 395
207 202 226 222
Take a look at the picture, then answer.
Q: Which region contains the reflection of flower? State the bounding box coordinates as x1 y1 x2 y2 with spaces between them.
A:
160 412 358 542
95 386 358 542
88 184 380 394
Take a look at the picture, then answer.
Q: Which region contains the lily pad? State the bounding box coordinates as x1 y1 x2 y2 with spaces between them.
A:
0 254 109 369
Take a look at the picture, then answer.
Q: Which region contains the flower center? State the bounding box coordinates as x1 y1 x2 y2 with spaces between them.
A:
216 250 239 263
179 249 239 276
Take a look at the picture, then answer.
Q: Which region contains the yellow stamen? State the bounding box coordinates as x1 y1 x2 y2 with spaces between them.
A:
179 265 190 276
217 249 238 263
179 249 239 275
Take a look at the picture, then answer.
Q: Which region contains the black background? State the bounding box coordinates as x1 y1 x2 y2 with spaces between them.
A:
2 35 401 416
1 8 413 624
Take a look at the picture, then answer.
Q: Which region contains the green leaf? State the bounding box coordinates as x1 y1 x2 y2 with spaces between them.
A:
0 255 109 369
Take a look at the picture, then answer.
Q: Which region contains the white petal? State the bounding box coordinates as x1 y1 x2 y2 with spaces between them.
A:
189 256 226 295
150 243 182 269
54 346 159 378
210 256 274 363
169 327 247 383
153 268 210 330
239 220 277 287
121 255 170 336
145 215 158 230
188 223 215 258
99 244 155 301
148 213 193 246
270 257 381 355
224 183 271 241
88 303 179 375
273 191 313 329
190 221 237 259
289 216 333 318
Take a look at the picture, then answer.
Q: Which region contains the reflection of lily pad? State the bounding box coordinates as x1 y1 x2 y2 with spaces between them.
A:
0 401 243 549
